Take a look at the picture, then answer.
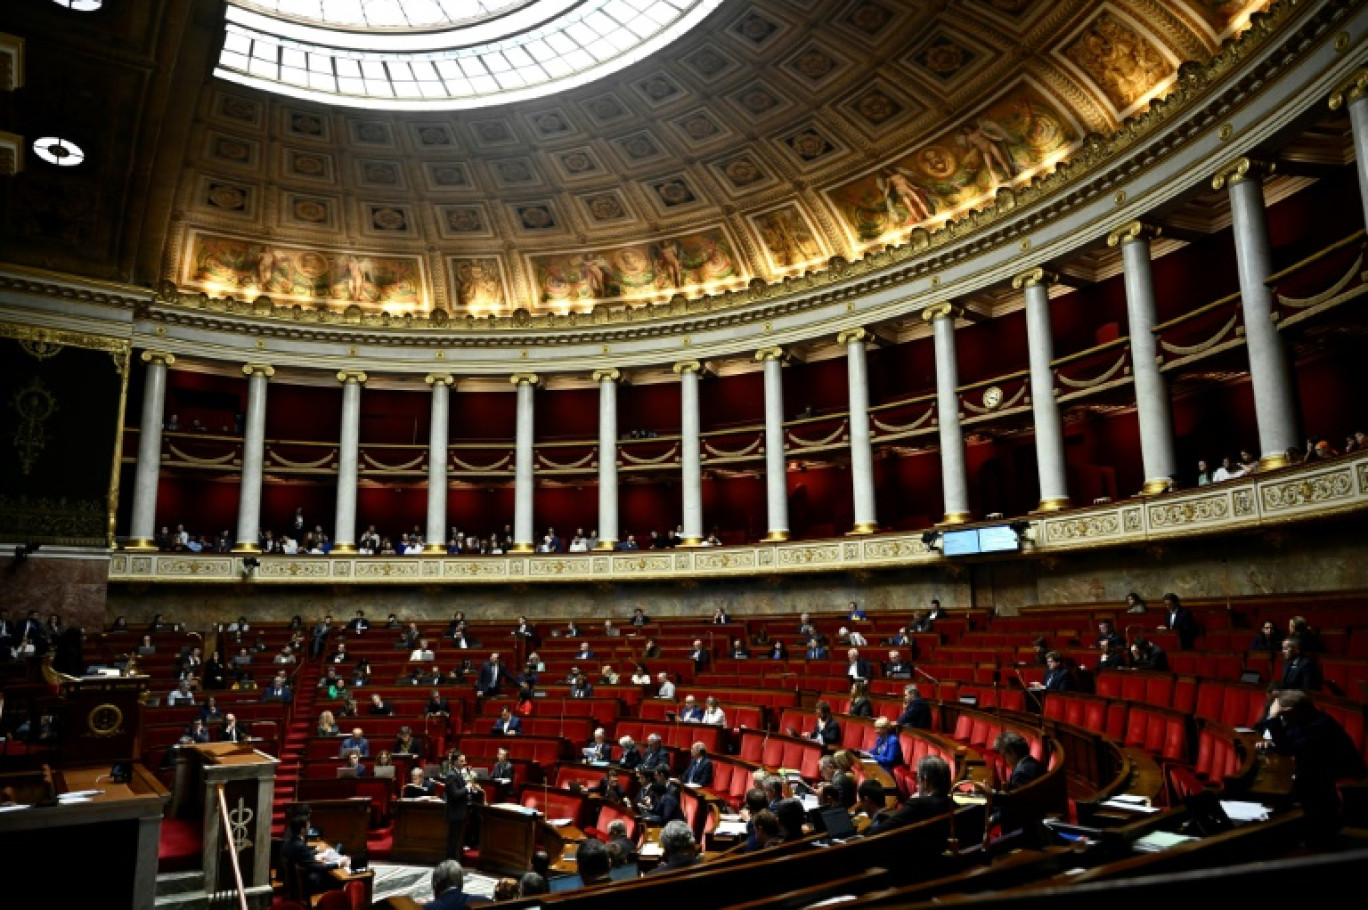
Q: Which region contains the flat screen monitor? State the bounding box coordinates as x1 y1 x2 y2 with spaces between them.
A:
978 525 1020 553
941 529 981 556
547 874 583 893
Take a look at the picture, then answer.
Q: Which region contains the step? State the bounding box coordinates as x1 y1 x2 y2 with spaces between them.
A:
155 871 204 899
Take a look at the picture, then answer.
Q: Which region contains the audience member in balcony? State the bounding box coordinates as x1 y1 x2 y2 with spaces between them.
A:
678 695 704 722
410 638 436 663
476 653 510 696
885 650 912 679
688 639 710 668
492 707 522 736
1212 456 1244 482
614 535 639 551
359 526 380 553
630 663 651 685
403 767 436 799
848 680 874 718
871 717 903 772
393 726 419 756
767 639 787 660
369 693 394 716
317 710 340 737
280 534 299 555
805 637 829 661
262 672 293 703
1256 689 1366 843
618 736 642 770
1129 637 1168 671
811 701 842 746
1237 449 1260 473
570 671 594 699
568 532 588 552
1278 637 1323 691
379 537 398 555
868 754 952 835
1158 593 1198 649
846 648 873 682
656 672 677 700
702 696 727 726
340 728 370 757
1251 620 1281 655
731 638 751 659
600 665 619 685
1096 638 1127 671
640 734 669 771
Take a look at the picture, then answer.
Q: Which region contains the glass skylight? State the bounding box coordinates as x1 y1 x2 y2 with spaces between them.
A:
214 0 724 110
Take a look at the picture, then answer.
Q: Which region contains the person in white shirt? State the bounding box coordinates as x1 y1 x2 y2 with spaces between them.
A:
840 626 868 647
569 535 588 552
701 696 727 726
409 639 435 662
656 672 676 700
281 536 299 555
1212 456 1244 482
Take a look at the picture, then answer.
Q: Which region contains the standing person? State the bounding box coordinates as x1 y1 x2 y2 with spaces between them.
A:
443 753 480 860
1159 593 1198 650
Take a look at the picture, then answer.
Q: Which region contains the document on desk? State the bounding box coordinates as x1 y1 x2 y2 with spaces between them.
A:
548 818 573 827
639 842 663 858
715 821 748 836
1133 831 1197 853
1220 801 1270 824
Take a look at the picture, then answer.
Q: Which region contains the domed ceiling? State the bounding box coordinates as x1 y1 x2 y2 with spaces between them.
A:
16 0 1277 319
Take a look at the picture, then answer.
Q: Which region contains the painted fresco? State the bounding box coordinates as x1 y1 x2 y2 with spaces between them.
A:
529 228 741 305
826 82 1081 243
1064 11 1176 114
751 204 825 270
450 257 508 312
187 233 423 309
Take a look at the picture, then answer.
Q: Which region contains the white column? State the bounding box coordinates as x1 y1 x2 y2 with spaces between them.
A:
924 305 971 523
839 328 879 534
233 363 274 552
1330 69 1368 230
756 346 790 541
424 374 454 553
1108 222 1177 494
126 350 174 549
594 368 621 549
674 360 704 546
510 373 539 552
331 370 366 553
1013 268 1071 511
1213 158 1299 469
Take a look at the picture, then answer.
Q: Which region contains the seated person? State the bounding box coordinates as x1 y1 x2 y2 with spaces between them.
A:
677 694 705 722
870 717 903 772
810 700 841 746
593 767 628 802
368 693 394 716
701 696 727 726
994 731 1044 791
731 638 750 659
585 728 613 763
1130 637 1168 671
575 642 595 661
868 755 952 835
491 747 515 782
403 767 436 798
1095 620 1125 652
493 706 522 735
316 710 340 737
393 726 419 756
599 665 619 685
280 816 349 899
340 728 370 757
884 649 912 678
425 689 451 716
680 742 715 787
1096 638 1127 671
569 672 594 699
341 751 367 777
409 638 435 662
1030 651 1076 691
646 821 701 876
576 838 612 888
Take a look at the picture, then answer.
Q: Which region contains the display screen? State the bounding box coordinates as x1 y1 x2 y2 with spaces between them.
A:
941 526 1020 556
941 529 981 556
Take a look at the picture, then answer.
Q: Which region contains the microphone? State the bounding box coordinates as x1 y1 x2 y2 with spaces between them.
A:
1012 667 1044 715
915 666 942 703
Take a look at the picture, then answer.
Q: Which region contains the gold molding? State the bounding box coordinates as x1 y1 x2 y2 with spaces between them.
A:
672 360 702 375
330 543 358 554
678 537 703 547
849 522 879 535
921 302 960 323
592 368 622 384
940 512 973 526
425 373 455 386
124 538 158 551
509 373 539 386
837 327 870 345
242 363 275 378
421 543 447 554
594 539 618 550
1106 221 1162 248
1211 156 1274 190
1258 452 1290 471
762 530 790 542
754 346 784 363
1011 268 1059 290
1328 67 1368 110
231 542 261 554
336 370 367 384
1140 478 1173 496
141 350 175 366
508 542 535 552
1035 497 1072 513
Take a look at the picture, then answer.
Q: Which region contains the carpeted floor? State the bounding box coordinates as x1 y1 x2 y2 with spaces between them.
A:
370 862 500 905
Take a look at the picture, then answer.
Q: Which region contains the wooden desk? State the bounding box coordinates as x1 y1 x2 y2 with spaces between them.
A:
391 797 448 864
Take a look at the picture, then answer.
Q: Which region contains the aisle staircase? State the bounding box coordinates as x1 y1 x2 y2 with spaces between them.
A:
271 659 320 837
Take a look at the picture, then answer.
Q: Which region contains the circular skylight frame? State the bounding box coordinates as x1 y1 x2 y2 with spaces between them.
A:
214 0 726 111
32 136 86 167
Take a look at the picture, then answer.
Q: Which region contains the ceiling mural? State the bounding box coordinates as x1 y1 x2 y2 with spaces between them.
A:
149 0 1275 318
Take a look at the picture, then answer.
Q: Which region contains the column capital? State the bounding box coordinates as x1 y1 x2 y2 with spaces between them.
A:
1011 268 1059 291
1211 156 1274 191
336 369 368 385
509 372 540 387
592 368 622 384
425 373 455 387
921 302 961 323
1106 221 1162 248
141 350 175 366
754 345 785 363
672 360 702 375
242 363 275 379
1329 67 1368 111
837 327 871 345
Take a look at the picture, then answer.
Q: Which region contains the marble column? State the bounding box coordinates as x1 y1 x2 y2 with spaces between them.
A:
755 346 789 541
593 368 621 550
424 374 454 553
1013 268 1071 511
331 370 366 553
1330 69 1368 230
1213 158 1298 469
1108 221 1178 494
674 360 704 546
510 374 539 553
126 350 174 550
839 328 879 534
232 363 274 553
924 304 971 523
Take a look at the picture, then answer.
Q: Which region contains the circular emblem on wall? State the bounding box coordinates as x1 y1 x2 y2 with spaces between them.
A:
982 385 1004 410
88 703 124 737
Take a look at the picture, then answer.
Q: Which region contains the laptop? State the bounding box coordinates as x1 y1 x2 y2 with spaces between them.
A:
818 806 857 840
608 863 639 881
471 767 492 781
373 765 396 779
336 767 360 779
547 874 583 894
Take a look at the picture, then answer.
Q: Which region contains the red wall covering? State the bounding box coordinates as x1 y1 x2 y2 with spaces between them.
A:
131 167 1368 543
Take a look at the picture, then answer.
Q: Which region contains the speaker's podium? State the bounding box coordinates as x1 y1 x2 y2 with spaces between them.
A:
182 743 279 909
480 803 579 876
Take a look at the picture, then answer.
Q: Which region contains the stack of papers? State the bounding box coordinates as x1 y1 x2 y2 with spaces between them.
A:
1133 831 1198 853
1220 801 1270 824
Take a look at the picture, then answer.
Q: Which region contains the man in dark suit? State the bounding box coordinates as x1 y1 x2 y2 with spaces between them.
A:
425 859 489 910
443 753 479 859
592 767 628 803
868 754 952 834
491 747 515 782
884 649 912 679
219 713 247 742
310 616 331 659
805 638 829 660
403 767 435 799
688 639 710 670
346 610 370 634
811 700 841 746
585 728 613 763
639 734 668 771
680 742 714 787
425 689 451 716
512 616 537 640
369 693 395 715
492 706 522 735
281 817 346 899
897 684 932 729
184 719 212 744
1095 620 1125 652
995 731 1044 791
476 653 509 697
569 672 594 699
1279 637 1323 691
1034 652 1076 692
1159 593 1198 650
262 672 293 703
677 695 704 723
845 648 873 682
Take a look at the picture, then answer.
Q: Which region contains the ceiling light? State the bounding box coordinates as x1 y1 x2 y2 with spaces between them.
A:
32 136 85 167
